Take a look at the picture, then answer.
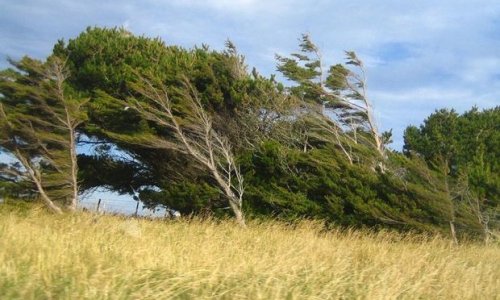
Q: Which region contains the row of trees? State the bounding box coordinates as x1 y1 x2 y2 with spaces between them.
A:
0 27 498 241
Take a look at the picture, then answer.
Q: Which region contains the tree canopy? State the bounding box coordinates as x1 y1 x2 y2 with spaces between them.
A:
404 107 499 239
0 27 497 240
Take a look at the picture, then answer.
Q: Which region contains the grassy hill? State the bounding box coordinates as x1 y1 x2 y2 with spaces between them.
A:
1 204 499 299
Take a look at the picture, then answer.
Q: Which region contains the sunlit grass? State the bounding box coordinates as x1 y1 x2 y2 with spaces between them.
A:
0 205 499 299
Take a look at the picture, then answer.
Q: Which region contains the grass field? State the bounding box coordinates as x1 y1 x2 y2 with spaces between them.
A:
0 205 499 299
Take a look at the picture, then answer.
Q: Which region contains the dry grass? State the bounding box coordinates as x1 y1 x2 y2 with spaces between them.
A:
0 206 499 299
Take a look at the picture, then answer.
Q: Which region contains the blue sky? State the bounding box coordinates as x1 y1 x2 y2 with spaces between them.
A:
1 0 500 149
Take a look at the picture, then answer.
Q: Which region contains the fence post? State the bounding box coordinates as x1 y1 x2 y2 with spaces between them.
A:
96 198 102 213
135 200 140 217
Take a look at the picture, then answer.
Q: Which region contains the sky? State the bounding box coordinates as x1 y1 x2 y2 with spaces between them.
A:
1 0 500 148
1 0 500 211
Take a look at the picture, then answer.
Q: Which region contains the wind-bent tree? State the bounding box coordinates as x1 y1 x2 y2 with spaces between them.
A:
404 109 462 243
455 170 495 244
54 28 300 217
404 107 500 243
329 51 386 158
0 56 88 212
0 26 482 238
276 34 386 160
123 75 246 226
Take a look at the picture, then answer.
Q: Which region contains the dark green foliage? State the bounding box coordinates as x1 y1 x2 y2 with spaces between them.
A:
54 27 253 120
0 162 36 200
404 109 460 168
404 107 499 205
0 56 87 211
77 153 152 194
239 140 451 232
404 107 500 235
53 27 296 216
2 27 497 237
275 34 324 103
139 182 221 215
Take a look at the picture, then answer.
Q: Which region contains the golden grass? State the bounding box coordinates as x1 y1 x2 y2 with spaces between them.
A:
0 206 499 299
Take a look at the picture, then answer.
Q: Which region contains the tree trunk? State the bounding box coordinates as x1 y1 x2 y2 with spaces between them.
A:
212 169 246 227
443 158 457 245
16 150 63 214
449 221 458 245
228 199 246 227
39 190 64 214
31 171 63 214
483 225 490 245
33 177 63 214
67 127 79 211
129 76 247 226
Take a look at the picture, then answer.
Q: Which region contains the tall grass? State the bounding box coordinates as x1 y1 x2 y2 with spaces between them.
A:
0 205 499 299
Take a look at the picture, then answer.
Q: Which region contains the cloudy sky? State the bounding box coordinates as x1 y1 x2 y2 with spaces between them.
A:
1 0 499 150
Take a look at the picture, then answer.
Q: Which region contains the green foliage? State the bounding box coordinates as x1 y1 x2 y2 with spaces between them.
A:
403 107 500 234
404 109 460 166
404 107 499 201
0 165 36 200
54 27 254 119
54 27 297 214
0 56 87 209
239 140 450 232
2 27 497 237
77 153 152 194
275 34 324 103
276 35 385 158
139 182 221 215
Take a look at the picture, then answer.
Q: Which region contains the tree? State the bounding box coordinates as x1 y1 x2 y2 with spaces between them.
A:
55 27 298 216
0 26 481 238
122 74 246 226
404 107 500 242
276 34 385 160
238 139 452 232
404 109 462 243
0 56 88 212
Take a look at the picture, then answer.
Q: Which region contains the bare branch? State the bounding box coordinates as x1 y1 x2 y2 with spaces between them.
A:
128 73 246 226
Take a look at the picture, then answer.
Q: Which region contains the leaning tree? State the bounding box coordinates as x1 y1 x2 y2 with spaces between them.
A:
0 56 88 212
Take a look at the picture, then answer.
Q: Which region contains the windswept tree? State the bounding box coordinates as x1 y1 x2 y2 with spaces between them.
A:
404 107 500 243
276 34 386 160
119 74 246 226
404 109 461 243
3 26 486 238
54 28 298 218
0 56 88 212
